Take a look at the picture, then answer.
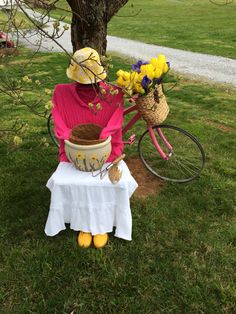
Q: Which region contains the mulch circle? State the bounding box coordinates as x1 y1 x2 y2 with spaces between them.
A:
126 157 164 199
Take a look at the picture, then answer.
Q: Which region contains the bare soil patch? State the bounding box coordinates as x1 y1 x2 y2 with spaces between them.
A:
126 157 164 199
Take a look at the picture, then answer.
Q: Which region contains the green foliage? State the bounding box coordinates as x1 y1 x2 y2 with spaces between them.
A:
0 51 236 313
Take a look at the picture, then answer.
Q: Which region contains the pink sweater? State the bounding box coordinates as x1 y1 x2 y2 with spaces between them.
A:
52 82 124 163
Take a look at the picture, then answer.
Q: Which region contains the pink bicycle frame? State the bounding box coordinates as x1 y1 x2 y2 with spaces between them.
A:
122 103 172 160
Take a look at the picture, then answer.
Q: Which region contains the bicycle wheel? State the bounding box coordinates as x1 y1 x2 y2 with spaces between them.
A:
47 113 59 148
138 124 205 183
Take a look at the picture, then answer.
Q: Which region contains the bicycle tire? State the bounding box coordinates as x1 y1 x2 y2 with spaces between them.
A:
138 124 205 183
47 113 59 148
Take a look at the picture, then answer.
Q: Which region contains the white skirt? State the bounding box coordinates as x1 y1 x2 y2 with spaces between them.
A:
44 161 138 240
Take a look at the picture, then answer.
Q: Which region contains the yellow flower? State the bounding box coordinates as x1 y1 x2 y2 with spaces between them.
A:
150 57 159 68
13 135 22 146
91 155 97 161
150 54 169 75
123 71 131 81
116 76 132 89
130 72 139 85
100 88 106 95
134 83 145 95
163 62 169 74
45 101 53 110
116 76 126 87
96 102 102 110
156 54 167 72
116 69 125 77
117 69 142 95
22 75 32 83
157 54 167 63
22 75 29 82
44 88 52 95
77 152 85 160
140 64 155 80
154 68 163 79
137 72 144 81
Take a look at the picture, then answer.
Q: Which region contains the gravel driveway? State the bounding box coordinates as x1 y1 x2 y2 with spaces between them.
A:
16 6 236 87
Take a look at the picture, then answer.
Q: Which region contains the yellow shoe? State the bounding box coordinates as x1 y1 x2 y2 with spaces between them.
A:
77 232 92 248
93 233 109 249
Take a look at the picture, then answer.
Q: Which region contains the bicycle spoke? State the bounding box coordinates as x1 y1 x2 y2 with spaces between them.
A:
174 156 202 171
171 156 199 177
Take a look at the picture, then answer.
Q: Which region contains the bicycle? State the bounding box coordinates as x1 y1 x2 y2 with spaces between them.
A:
47 102 205 183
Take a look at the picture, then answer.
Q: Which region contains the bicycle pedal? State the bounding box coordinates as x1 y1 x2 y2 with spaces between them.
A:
128 134 136 145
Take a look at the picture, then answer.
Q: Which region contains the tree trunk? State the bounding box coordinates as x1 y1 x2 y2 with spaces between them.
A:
67 0 128 55
70 11 107 56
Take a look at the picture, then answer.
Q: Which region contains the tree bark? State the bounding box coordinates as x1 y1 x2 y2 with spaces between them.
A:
67 0 128 55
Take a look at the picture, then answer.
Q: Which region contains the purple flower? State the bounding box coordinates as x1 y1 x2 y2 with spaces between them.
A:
141 75 152 91
167 61 170 68
132 60 148 73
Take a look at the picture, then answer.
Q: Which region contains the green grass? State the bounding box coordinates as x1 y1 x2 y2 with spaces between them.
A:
108 0 236 59
48 0 236 59
0 50 236 313
0 10 39 31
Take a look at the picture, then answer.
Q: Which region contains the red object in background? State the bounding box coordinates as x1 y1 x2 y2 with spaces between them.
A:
0 31 15 48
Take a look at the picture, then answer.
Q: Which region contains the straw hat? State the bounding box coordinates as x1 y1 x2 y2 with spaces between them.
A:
66 47 107 84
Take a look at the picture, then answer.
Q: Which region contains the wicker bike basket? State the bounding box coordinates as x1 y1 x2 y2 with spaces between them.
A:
136 84 169 125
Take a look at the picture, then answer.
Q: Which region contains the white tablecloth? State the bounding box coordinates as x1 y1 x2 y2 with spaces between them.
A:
44 161 138 240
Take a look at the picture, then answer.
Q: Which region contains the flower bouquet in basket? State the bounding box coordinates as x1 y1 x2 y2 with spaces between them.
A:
116 54 170 125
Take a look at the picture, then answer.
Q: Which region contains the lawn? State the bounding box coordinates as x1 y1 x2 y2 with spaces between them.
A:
0 9 40 31
47 0 236 59
0 50 236 313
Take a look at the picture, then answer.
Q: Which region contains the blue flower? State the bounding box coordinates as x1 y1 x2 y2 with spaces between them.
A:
141 75 152 91
132 60 148 73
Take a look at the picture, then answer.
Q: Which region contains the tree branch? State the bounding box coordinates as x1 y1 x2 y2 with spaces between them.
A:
106 0 129 22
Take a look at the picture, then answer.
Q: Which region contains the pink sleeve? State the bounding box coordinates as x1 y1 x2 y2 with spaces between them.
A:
99 93 124 139
51 87 71 141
